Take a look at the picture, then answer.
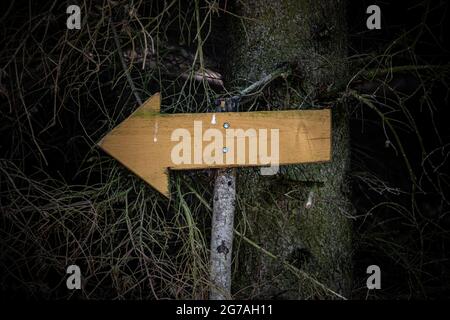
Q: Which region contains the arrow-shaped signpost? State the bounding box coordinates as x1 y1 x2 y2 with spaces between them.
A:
98 92 331 298
99 93 331 195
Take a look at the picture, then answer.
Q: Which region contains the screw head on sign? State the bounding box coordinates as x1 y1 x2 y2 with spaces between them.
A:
223 122 230 129
223 147 229 153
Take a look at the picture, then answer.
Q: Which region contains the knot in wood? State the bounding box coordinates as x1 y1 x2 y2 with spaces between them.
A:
216 240 229 257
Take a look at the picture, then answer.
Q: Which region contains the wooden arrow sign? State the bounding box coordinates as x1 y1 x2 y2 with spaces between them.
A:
98 93 331 197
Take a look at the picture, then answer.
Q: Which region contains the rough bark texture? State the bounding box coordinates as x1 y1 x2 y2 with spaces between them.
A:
226 0 352 299
210 168 236 300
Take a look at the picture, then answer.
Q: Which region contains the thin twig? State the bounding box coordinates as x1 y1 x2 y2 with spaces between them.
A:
363 64 450 78
110 19 143 106
240 65 291 96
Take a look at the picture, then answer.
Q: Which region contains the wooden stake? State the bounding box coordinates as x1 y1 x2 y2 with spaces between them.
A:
209 168 236 300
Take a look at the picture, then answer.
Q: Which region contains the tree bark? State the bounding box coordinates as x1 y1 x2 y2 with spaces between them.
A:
226 0 352 299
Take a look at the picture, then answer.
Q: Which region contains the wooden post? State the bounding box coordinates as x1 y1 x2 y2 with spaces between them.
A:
209 168 236 299
209 97 238 300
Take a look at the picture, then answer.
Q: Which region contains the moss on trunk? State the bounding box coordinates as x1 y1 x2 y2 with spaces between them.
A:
225 0 352 299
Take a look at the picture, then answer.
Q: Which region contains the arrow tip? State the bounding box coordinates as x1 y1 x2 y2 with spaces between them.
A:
98 92 171 198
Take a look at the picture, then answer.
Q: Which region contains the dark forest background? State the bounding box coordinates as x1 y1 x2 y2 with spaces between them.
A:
0 0 449 299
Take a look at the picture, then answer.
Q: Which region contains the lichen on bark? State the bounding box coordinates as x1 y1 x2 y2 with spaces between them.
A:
225 0 352 299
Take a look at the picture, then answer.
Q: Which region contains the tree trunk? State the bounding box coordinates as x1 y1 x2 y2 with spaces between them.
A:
225 0 352 299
